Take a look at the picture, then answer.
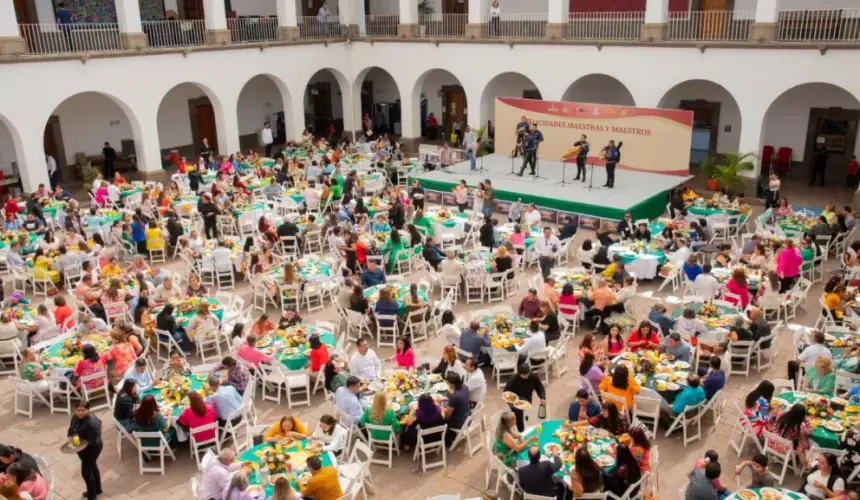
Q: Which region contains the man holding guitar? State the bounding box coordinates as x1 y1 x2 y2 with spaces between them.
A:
514 116 531 158
601 140 623 188
572 135 589 182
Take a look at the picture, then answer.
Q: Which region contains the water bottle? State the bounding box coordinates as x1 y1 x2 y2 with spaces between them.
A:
259 463 269 487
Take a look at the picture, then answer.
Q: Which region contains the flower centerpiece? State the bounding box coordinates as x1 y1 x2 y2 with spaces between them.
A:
161 376 194 405
62 337 85 358
804 397 834 419
177 297 202 314
282 327 308 348
256 445 293 475
384 369 419 394
699 302 719 318
556 425 588 452
494 314 514 333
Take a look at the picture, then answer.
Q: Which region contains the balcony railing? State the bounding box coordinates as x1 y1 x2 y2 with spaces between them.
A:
485 13 547 39
228 17 280 43
667 11 754 41
298 15 342 39
362 15 399 37
18 23 121 54
417 14 467 38
566 12 644 40
777 9 860 42
142 20 208 48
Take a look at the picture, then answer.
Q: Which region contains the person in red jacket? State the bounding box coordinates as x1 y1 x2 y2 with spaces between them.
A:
308 335 330 373
848 155 859 188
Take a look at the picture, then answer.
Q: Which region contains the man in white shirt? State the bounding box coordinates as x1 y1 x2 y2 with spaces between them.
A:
46 154 58 189
261 121 274 158
462 126 476 151
210 241 234 273
532 227 560 279
107 181 121 205
463 358 486 408
614 276 637 304
440 251 464 285
668 239 691 266
788 330 832 387
122 358 153 393
523 203 542 227
517 322 547 364
153 276 182 305
693 264 721 300
349 337 381 380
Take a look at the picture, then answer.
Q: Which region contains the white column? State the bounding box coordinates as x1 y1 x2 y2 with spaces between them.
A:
202 0 227 30
469 0 489 25
755 0 779 23
216 101 241 157
114 0 142 33
644 0 669 24
17 130 51 193
737 107 766 178
401 94 419 138
399 0 418 24
131 110 164 173
0 0 20 36
277 0 299 27
285 91 306 142
548 0 569 24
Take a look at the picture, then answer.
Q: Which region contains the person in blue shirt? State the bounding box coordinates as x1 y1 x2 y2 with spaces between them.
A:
700 357 726 401
56 2 75 51
568 389 601 422
518 131 538 176
360 261 386 288
670 373 706 416
683 254 704 282
322 160 335 176
372 213 391 233
648 304 676 339
459 320 491 365
205 375 243 424
372 288 399 327
665 333 692 363
131 215 147 253
307 161 322 182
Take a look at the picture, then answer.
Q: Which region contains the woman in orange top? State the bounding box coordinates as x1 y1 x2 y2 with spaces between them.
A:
598 364 641 413
250 314 276 337
104 330 137 378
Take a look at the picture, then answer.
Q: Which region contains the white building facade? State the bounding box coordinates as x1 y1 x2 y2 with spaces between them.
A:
1 0 859 193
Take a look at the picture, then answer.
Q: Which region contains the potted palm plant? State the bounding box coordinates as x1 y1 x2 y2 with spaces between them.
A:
699 156 719 191
711 152 756 195
418 0 434 36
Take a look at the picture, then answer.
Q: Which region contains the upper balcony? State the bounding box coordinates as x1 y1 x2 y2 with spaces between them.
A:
3 0 859 60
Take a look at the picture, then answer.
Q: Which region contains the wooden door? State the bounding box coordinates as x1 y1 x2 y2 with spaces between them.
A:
303 0 326 17
196 104 218 155
183 0 204 20
442 88 467 139
361 81 374 126
443 0 468 15
308 82 332 136
699 0 729 39
13 0 30 23
43 124 56 159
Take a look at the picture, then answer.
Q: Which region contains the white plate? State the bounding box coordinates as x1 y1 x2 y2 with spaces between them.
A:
390 402 401 412
431 382 449 392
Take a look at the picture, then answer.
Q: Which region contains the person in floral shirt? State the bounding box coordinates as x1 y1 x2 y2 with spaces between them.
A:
743 381 775 437
103 331 137 380
73 344 106 389
839 417 860 477
160 349 191 381
19 348 51 393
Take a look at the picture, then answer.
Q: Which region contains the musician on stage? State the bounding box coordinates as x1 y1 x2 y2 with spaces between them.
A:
517 127 543 177
572 135 589 182
514 116 531 158
601 140 623 189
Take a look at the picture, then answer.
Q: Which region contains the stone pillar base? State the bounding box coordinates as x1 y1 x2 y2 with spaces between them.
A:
342 24 359 38
398 137 422 154
398 23 418 38
120 32 148 50
0 36 27 55
280 26 300 41
208 29 231 45
465 23 484 40
640 22 666 41
546 23 566 40
750 22 776 42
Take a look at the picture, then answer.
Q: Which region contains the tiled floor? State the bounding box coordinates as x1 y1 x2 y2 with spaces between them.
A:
0 170 856 499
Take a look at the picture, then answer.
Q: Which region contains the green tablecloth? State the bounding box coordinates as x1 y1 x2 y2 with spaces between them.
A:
119 187 144 199
239 440 335 497
83 210 123 228
726 488 809 500
153 297 223 330
256 326 336 371
609 352 688 405
518 420 617 476
477 313 530 351
425 209 469 229
711 267 762 291
671 301 741 335
825 331 858 371
550 269 593 300
497 224 538 248
364 283 428 316
607 242 667 267
142 374 208 418
0 232 39 250
688 204 740 218
362 369 449 416
773 391 859 450
39 333 112 371
293 257 331 280
459 250 494 272
233 202 267 218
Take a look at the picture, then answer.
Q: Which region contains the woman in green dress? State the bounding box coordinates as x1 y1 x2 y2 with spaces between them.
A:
386 228 407 273
360 391 402 441
805 355 836 395
492 411 537 468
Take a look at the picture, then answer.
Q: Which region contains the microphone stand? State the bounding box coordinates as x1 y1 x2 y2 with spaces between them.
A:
582 160 601 192
555 155 571 186
532 143 546 182
507 130 522 177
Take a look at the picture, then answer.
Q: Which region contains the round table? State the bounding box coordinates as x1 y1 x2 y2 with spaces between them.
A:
142 373 209 419
711 266 762 292
283 188 322 205
609 351 689 404
292 257 332 281
424 208 469 242
238 439 337 497
119 186 145 200
233 202 268 219
256 325 337 371
670 301 741 342
459 250 494 273
496 223 539 249
476 312 531 352
362 368 450 416
170 195 200 216
39 334 112 371
726 488 809 500
518 420 617 477
0 231 39 250
772 391 859 449
607 241 666 280
201 239 244 271
364 283 428 316
549 268 594 300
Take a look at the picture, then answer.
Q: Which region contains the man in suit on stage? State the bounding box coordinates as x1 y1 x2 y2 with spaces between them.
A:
572 134 589 182
602 139 623 188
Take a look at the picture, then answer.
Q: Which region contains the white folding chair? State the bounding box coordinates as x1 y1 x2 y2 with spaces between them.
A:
664 401 704 447
189 422 220 471
412 424 447 472
365 423 400 468
133 431 177 475
763 430 800 485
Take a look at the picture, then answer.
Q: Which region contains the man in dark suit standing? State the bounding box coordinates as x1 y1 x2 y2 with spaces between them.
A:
573 134 589 182
518 445 562 498
102 142 116 179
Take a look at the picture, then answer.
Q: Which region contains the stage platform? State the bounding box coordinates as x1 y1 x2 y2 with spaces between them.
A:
409 154 693 223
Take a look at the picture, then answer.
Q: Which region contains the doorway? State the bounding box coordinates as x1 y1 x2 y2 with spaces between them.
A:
13 0 31 23
443 0 468 15
181 0 204 19
441 86 467 141
804 108 859 175
189 97 218 156
680 99 721 163
307 82 333 137
43 116 71 182
692 0 733 39
361 81 374 126
302 0 326 17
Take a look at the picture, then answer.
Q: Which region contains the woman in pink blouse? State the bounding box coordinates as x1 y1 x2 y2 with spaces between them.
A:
724 268 751 310
74 344 106 389
508 224 526 247
389 336 415 369
776 239 802 293
177 392 218 442
237 335 274 368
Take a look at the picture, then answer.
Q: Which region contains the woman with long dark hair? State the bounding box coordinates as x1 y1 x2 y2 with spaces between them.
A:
627 427 652 473
590 401 626 435
113 379 138 432
177 392 218 443
579 351 605 394
389 336 415 369
603 444 642 497
599 364 640 413
570 447 602 496
804 452 845 499
743 380 775 437
774 403 813 470
400 393 446 450
348 284 369 314
133 395 174 447
323 359 350 393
